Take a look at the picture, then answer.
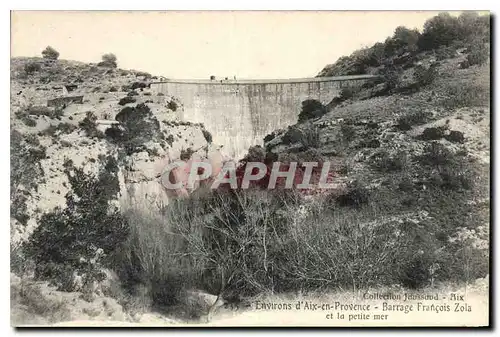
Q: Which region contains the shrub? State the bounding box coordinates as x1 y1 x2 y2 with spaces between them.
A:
418 12 490 51
202 129 213 144
417 142 454 167
381 67 402 91
334 181 370 208
167 100 178 112
280 126 322 150
370 150 406 172
99 53 118 68
281 127 303 145
339 87 354 100
340 123 356 142
11 130 47 224
104 124 124 140
441 81 489 109
396 109 432 130
300 126 321 149
466 45 489 66
392 26 420 53
108 103 162 155
430 166 473 191
21 116 37 127
118 96 137 106
298 99 327 122
416 142 474 191
40 122 77 137
457 12 490 44
445 130 465 143
16 105 64 120
109 86 118 92
420 126 448 141
180 148 194 161
435 46 458 60
78 111 104 138
23 156 128 291
41 46 60 60
24 62 42 75
459 60 470 69
130 82 148 90
413 64 438 88
418 13 461 50
135 71 152 79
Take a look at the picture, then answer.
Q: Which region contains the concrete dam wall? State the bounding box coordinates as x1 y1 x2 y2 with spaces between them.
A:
150 75 377 159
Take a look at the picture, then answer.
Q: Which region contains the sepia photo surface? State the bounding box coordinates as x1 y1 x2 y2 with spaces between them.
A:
10 10 491 327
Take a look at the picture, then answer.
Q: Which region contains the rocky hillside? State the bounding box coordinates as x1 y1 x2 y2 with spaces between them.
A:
10 57 216 244
258 14 490 291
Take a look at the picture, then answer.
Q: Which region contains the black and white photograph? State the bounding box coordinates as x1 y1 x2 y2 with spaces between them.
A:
9 10 491 327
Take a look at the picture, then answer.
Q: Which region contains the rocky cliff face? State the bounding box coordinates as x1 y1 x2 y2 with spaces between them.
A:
10 58 216 243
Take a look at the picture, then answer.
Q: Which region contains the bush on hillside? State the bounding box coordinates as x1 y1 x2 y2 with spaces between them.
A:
334 181 370 208
10 131 47 226
130 82 148 90
413 64 438 88
300 126 321 149
23 62 42 75
420 126 448 141
389 26 420 54
416 142 474 191
466 44 489 66
40 122 78 138
417 13 462 51
79 111 104 138
396 109 433 130
167 100 178 112
418 12 490 51
107 103 161 155
41 46 60 60
202 129 213 144
23 156 128 291
440 81 489 109
340 123 356 143
118 96 137 106
369 150 406 172
20 116 37 127
445 130 465 144
339 87 355 100
379 66 402 92
435 46 458 60
98 53 118 68
457 12 491 44
16 105 64 120
298 99 327 122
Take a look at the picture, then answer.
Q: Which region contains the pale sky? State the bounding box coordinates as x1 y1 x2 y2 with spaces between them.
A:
11 11 462 79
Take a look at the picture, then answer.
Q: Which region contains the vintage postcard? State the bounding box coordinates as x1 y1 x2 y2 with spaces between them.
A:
10 10 491 327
